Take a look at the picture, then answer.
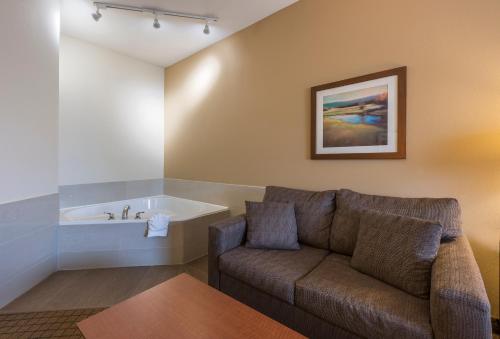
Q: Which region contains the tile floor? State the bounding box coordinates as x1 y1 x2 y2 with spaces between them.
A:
0 256 207 314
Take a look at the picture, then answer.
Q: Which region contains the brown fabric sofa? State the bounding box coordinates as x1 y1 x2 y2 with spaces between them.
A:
208 187 492 339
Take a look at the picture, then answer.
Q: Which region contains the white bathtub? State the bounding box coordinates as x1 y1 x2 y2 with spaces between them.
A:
58 195 230 269
60 195 228 225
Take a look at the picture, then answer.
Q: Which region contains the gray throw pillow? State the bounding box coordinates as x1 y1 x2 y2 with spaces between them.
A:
264 186 335 249
245 201 300 250
351 209 442 299
330 189 461 255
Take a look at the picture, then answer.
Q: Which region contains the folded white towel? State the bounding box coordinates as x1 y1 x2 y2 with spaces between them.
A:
146 214 170 238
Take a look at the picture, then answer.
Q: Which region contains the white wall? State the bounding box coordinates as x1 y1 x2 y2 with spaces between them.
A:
59 36 164 185
0 0 60 308
0 0 60 204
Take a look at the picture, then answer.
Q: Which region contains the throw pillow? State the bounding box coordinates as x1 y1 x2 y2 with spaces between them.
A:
264 186 335 249
350 209 442 298
245 201 300 250
330 189 461 255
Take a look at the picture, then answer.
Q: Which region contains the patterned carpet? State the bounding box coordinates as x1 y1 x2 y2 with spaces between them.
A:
0 308 105 338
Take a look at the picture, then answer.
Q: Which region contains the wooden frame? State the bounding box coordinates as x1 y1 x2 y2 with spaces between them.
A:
311 67 406 159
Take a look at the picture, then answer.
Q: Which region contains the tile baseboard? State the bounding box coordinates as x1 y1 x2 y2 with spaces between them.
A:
0 194 58 308
163 178 265 215
0 253 56 308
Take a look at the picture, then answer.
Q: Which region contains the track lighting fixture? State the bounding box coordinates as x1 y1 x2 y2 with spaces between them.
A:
92 7 102 22
153 13 160 29
90 2 218 34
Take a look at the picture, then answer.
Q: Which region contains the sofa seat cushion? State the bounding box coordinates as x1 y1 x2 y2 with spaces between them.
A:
296 253 433 339
219 245 329 304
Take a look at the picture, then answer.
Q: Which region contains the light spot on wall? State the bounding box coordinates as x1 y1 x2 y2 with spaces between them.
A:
165 55 221 140
51 5 61 47
184 56 221 108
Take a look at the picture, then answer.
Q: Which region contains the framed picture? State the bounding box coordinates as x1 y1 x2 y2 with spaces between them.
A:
311 67 406 159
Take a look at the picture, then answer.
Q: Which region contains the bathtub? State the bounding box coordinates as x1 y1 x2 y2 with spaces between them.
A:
58 195 230 269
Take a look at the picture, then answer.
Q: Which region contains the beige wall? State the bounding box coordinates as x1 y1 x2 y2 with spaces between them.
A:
165 0 500 316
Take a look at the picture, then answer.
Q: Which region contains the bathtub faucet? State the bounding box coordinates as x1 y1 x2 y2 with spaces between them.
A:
122 205 131 220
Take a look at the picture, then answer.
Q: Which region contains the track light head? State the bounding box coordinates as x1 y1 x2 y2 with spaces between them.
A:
152 12 161 29
153 18 160 29
92 8 102 22
203 22 210 35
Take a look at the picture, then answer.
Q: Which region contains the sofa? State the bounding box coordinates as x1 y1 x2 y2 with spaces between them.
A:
208 186 492 339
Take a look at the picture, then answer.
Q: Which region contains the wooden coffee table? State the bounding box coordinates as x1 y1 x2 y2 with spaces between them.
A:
78 273 305 339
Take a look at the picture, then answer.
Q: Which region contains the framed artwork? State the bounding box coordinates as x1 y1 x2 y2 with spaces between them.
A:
311 67 406 159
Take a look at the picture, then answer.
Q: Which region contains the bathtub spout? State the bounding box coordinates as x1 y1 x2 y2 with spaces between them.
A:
122 205 131 220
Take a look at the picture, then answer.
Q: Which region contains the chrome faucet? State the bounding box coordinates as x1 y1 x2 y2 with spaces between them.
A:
122 205 131 220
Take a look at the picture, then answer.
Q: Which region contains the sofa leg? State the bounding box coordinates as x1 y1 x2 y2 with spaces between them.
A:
492 318 500 335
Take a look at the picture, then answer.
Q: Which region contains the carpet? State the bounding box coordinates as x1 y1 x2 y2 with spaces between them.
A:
0 308 105 338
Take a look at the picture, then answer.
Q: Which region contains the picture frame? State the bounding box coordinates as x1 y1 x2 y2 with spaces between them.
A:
311 67 406 159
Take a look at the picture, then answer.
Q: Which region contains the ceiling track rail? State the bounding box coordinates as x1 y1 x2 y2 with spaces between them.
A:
93 2 218 22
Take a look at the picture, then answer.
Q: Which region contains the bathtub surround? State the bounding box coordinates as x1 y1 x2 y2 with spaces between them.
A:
59 35 164 186
0 0 60 309
56 178 260 272
58 212 227 270
56 178 261 270
0 195 59 308
164 0 500 317
59 179 164 209
58 195 229 270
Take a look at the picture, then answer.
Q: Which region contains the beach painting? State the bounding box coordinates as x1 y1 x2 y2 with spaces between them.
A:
322 85 388 148
311 67 406 159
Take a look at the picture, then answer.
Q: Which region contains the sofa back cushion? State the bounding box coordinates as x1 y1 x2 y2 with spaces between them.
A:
245 201 300 250
330 189 462 255
264 186 335 249
351 209 442 299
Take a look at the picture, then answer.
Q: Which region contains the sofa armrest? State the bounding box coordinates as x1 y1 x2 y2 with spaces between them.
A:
208 215 247 289
430 235 492 339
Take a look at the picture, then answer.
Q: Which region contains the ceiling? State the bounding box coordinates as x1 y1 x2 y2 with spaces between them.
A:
61 0 298 67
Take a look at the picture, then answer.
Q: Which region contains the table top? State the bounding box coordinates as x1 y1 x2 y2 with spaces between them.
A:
78 273 305 339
